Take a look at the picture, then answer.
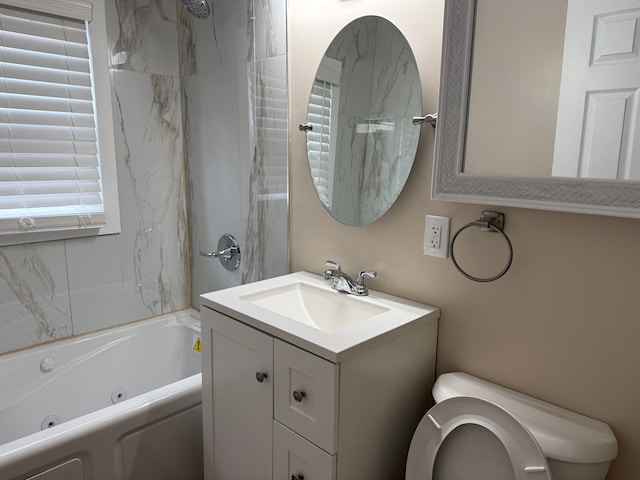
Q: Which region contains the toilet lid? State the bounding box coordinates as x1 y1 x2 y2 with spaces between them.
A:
406 397 552 480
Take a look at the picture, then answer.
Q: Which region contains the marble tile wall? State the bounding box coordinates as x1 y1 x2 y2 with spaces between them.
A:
181 0 289 306
0 0 189 355
0 0 289 356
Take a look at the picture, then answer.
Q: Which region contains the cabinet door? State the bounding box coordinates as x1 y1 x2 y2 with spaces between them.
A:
273 421 336 480
274 339 339 454
202 309 273 480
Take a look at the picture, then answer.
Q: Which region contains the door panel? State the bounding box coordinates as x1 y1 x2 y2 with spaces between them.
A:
553 0 640 179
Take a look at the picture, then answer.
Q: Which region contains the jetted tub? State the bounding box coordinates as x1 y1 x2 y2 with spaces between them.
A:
0 309 203 480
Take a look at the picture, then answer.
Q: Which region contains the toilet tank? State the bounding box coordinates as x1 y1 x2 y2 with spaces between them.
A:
433 373 618 480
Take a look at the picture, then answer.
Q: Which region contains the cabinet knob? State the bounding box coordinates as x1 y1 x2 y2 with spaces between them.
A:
292 389 306 402
292 474 304 480
256 371 268 383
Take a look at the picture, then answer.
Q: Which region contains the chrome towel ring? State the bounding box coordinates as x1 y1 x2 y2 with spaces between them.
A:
450 211 513 282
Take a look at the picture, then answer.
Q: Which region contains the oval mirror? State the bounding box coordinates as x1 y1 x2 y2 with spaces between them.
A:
303 16 422 226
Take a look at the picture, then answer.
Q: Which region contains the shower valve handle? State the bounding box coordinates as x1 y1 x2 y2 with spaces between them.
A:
199 246 237 260
199 234 241 271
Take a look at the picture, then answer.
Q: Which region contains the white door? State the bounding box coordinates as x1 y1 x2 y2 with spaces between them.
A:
202 309 274 480
552 0 640 179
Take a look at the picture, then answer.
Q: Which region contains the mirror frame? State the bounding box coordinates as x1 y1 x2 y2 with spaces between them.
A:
432 0 640 219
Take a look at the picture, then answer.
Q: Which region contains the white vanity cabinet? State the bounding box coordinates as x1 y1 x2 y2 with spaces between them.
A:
201 293 439 480
201 308 273 480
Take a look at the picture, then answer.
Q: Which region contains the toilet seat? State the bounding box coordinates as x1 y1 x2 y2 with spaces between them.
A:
406 396 552 480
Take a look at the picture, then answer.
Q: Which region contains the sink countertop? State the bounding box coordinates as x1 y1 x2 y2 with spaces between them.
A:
200 271 440 363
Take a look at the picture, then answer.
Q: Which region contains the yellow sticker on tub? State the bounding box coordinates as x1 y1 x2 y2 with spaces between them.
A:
193 337 202 353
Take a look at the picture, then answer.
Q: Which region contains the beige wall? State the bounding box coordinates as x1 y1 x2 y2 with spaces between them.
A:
465 0 567 177
289 1 640 478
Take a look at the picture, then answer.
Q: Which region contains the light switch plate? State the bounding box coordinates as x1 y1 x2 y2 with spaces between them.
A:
423 215 450 258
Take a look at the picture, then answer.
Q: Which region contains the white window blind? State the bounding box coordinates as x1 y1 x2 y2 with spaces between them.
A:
306 78 334 208
0 2 108 235
250 61 288 202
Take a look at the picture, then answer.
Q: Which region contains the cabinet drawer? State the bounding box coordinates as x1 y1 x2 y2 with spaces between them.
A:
273 421 336 480
274 339 339 453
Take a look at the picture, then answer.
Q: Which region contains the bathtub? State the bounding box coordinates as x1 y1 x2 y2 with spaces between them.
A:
0 309 203 480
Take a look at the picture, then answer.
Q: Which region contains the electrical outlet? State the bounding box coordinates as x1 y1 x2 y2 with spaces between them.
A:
429 224 442 249
423 215 450 258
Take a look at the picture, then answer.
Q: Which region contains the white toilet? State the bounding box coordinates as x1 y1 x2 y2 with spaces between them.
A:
406 372 618 480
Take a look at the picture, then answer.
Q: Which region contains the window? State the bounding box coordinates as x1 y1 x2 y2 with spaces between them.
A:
0 0 119 245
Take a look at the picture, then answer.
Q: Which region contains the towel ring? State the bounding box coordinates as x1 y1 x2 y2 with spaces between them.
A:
450 211 513 282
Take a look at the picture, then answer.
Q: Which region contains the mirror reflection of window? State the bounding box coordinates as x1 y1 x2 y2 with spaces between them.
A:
306 57 341 208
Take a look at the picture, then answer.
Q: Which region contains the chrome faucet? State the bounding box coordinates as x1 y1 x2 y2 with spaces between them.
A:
322 260 377 296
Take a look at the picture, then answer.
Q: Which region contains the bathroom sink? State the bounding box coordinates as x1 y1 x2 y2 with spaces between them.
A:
200 271 440 362
240 282 389 332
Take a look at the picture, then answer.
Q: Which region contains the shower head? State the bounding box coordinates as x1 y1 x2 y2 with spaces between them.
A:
182 0 210 19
